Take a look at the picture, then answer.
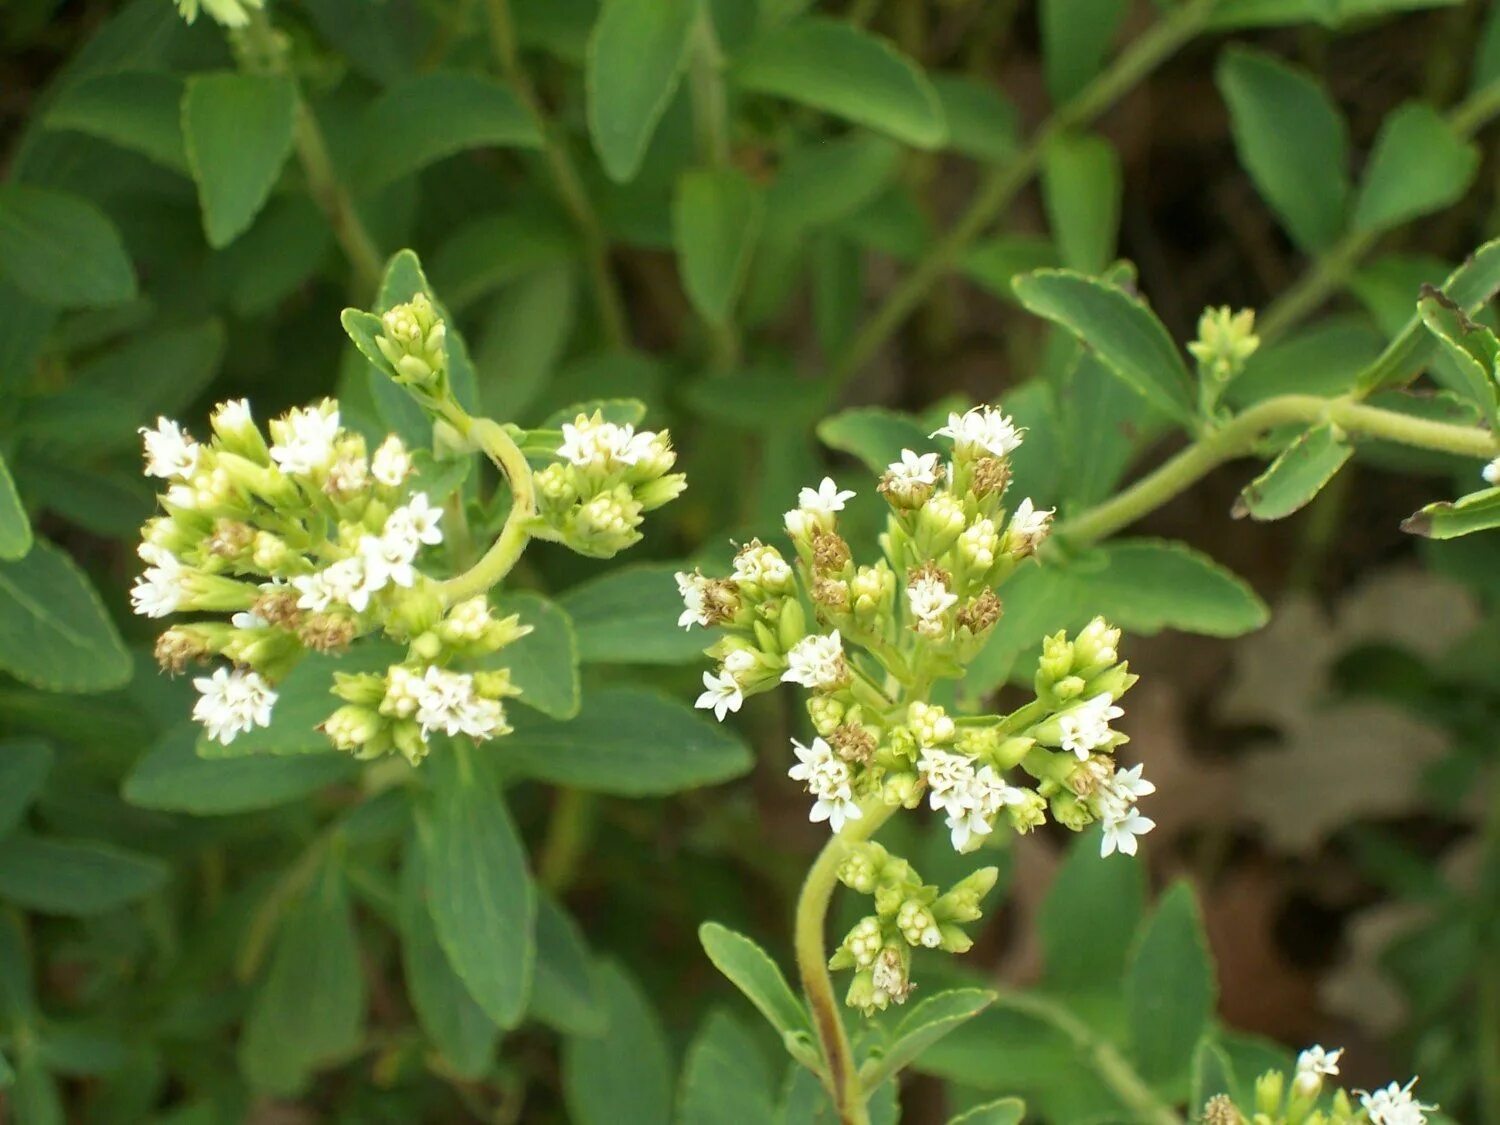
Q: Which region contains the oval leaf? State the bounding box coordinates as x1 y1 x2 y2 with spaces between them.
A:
0 538 132 693
586 0 696 182
1233 423 1354 521
563 960 674 1125
698 922 810 1039
1126 882 1216 1093
1352 102 1478 234
0 836 166 916
0 185 136 308
673 167 765 325
182 72 298 249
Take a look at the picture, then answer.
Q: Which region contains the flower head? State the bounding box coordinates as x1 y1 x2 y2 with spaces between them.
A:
782 631 848 690
192 666 277 744
371 435 413 487
931 406 1024 458
140 418 200 481
269 402 340 476
1058 693 1124 759
1099 806 1155 857
695 669 744 722
788 736 862 833
1359 1078 1436 1125
907 573 958 637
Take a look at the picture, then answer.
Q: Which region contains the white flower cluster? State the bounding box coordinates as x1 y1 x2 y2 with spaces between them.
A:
290 493 443 613
1359 1080 1436 1125
918 748 1027 851
384 663 508 741
191 666 277 744
787 737 863 832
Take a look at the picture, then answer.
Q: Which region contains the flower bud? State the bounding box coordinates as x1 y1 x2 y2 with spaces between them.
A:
333 670 387 706
1254 1070 1285 1117
907 701 955 746
635 473 688 512
376 293 447 390
322 704 383 752
1049 792 1094 831
1188 306 1259 387
934 867 999 924
1005 790 1048 833
807 696 845 736
914 493 967 557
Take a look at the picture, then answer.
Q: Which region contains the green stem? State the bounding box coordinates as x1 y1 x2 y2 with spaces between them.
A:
437 409 536 604
794 799 899 1125
991 989 1183 1125
1056 393 1499 545
482 0 629 349
829 0 1217 387
686 11 742 371
538 789 595 893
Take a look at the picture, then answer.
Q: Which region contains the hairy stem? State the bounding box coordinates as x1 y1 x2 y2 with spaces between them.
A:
1056 393 1498 545
437 409 537 603
992 989 1183 1124
829 0 1217 386
794 800 899 1124
482 0 629 349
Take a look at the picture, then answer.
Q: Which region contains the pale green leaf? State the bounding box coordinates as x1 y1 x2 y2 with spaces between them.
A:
673 167 764 325
1041 0 1128 102
0 185 136 308
948 1097 1026 1125
1417 286 1500 423
0 836 166 916
861 989 996 1090
181 73 298 249
1216 47 1349 251
529 894 603 1035
586 0 695 182
563 960 674 1125
503 687 751 795
817 407 935 473
930 74 1019 163
560 563 710 664
1402 486 1500 539
1352 102 1478 234
733 18 945 148
764 134 900 234
0 538 131 693
0 454 31 561
1086 539 1270 637
698 922 811 1039
1126 882 1216 1093
1234 424 1354 521
1191 1039 1237 1107
1041 133 1120 275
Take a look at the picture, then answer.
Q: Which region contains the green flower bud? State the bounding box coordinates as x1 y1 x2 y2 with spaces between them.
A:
914 493 967 557
1086 663 1138 702
1053 674 1087 701
934 866 998 924
322 704 383 752
333 670 387 706
384 582 445 639
837 844 884 894
568 486 644 557
896 899 942 948
1005 790 1048 833
1049 792 1093 831
635 473 687 512
937 923 973 954
1187 306 1259 386
906 701 955 746
777 597 808 651
1037 630 1074 686
807 695 845 736
376 293 447 390
251 531 290 573
393 720 429 765
837 916 884 969
1254 1070 1285 1117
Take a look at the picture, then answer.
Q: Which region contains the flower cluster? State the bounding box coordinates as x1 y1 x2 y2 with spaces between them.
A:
133 398 529 761
829 841 998 1013
532 411 686 557
1201 1044 1436 1125
680 404 1153 860
1188 305 1260 387
174 0 263 28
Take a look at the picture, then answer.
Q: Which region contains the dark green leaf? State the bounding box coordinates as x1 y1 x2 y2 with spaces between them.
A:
529 894 603 1035
0 741 52 836
586 0 695 182
490 592 580 720
0 185 136 308
1126 882 1215 1092
1190 1038 1236 1108
1417 286 1500 423
560 563 710 664
733 19 945 148
673 167 764 325
861 989 996 1090
931 75 1019 163
181 73 298 248
0 835 166 916
948 1097 1026 1125
678 1009 776 1125
44 71 187 172
764 134 900 234
1041 133 1120 275
817 407 935 474
1040 831 1144 990
416 748 535 1028
698 923 810 1039
563 960 674 1125
0 455 31 561
1085 539 1270 637
504 687 751 795
1352 102 1478 234
1233 424 1354 521
0 538 131 693
1041 0 1128 101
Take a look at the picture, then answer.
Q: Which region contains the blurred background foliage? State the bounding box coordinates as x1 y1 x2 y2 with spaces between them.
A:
1 0 1500 1120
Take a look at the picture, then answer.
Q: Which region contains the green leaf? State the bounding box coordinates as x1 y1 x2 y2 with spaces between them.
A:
962 237 1059 302
199 643 401 758
0 454 31 561
1041 133 1121 275
733 18 946 148
1216 47 1349 251
11 1048 62 1125
1233 424 1354 521
240 860 365 1095
948 1097 1026 1125
0 1049 10 1088
1352 102 1478 234
673 167 764 325
1417 286 1500 423
586 0 695 182
431 210 577 313
1012 270 1197 426
816 407 935 473
1040 831 1145 990
0 741 52 836
678 1010 776 1125
44 70 187 173
560 563 710 664
504 687 751 795
416 749 535 1029
0 185 136 308
490 592 580 720
123 724 358 815
862 989 996 1090
540 397 648 430
361 71 542 187
1041 0 1128 102
1357 238 1500 392
698 922 810 1039
181 73 298 249
1191 1039 1236 1107
476 263 577 420
1227 315 1384 406
1402 486 1500 539
764 134 901 234
0 836 166 916
931 75 1019 163
530 894 604 1035
563 960 674 1125
1126 882 1215 1093
0 538 131 693
399 837 498 1079
1087 539 1270 637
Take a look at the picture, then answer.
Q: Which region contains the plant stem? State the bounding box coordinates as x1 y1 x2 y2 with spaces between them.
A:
437 408 536 603
538 789 595 893
1056 393 1499 545
829 0 1217 387
482 0 629 349
991 989 1183 1124
686 11 743 371
794 799 899 1124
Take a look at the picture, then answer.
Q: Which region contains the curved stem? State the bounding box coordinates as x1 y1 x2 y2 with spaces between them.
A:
1056 393 1499 546
437 410 537 604
829 0 1216 387
991 989 1183 1125
482 0 629 350
794 799 899 1125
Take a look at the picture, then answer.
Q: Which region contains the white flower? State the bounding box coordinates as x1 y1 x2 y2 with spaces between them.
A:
140 418 200 480
358 531 417 593
191 666 276 744
797 477 856 515
131 551 187 618
209 398 254 440
1099 762 1155 811
269 403 340 476
371 435 413 486
695 669 744 721
326 454 369 497
414 666 477 737
732 543 793 590
919 747 976 809
781 631 847 690
788 736 862 833
557 415 656 470
295 556 368 612
385 491 443 547
907 575 958 636
942 765 1025 852
1099 806 1155 857
676 571 712 629
1359 1079 1436 1125
382 664 425 719
886 449 942 489
931 406 1024 458
1485 457 1500 485
1293 1045 1343 1094
722 648 758 681
1058 693 1124 760
1076 616 1121 666
231 608 269 630
1006 498 1054 551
